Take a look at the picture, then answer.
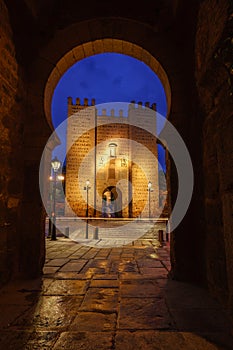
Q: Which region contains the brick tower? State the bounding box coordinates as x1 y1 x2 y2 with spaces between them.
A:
65 98 159 218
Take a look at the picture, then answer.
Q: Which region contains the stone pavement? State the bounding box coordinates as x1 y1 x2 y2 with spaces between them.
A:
0 233 233 349
46 218 168 247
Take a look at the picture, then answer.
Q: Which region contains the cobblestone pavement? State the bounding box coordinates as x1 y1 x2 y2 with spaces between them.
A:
46 218 168 247
0 226 233 349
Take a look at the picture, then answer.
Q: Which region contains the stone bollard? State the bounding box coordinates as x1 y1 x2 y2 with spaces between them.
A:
65 227 69 238
166 220 170 242
158 230 164 245
93 227 99 240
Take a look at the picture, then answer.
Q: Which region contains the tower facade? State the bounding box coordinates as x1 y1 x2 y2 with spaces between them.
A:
65 98 159 218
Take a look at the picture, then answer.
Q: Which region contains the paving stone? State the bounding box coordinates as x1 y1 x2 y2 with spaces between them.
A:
108 254 121 260
183 332 233 350
42 279 54 291
162 261 171 270
83 267 110 275
82 259 111 270
119 273 147 280
79 288 119 313
110 261 121 273
1 232 233 350
121 254 135 259
59 260 88 272
170 307 232 332
70 312 117 331
137 258 164 268
53 252 74 259
25 331 59 349
156 279 168 289
90 279 119 288
95 251 111 259
46 258 70 266
43 266 60 274
69 253 90 259
181 332 230 350
44 280 88 295
0 280 42 306
165 280 222 309
120 279 162 297
55 272 90 280
81 250 99 259
93 274 118 280
139 267 168 277
0 304 30 328
53 331 114 350
115 330 223 350
12 296 83 329
0 330 32 350
119 261 139 273
84 270 96 279
111 248 123 254
118 298 174 330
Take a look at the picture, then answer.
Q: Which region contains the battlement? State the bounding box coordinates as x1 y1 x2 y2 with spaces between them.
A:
129 100 156 111
68 97 156 111
98 109 125 118
67 97 96 106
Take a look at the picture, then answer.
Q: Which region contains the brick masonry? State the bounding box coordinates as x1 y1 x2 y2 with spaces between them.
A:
0 0 232 321
195 0 233 311
66 99 159 218
0 0 25 285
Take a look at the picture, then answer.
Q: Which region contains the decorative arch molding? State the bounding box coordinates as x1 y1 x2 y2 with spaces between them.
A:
39 19 171 129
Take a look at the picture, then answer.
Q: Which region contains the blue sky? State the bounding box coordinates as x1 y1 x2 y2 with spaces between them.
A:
52 53 167 170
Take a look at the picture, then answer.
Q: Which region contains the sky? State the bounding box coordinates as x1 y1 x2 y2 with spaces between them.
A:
51 53 167 171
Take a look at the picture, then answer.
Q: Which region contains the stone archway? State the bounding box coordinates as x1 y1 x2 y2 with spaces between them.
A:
43 38 171 130
3 0 232 318
40 32 172 238
24 16 203 285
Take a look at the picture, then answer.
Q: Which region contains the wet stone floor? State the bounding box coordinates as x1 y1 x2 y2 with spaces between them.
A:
0 232 233 349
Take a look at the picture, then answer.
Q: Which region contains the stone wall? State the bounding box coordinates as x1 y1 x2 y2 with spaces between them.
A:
0 0 25 285
1 0 232 320
195 0 233 311
66 102 96 216
65 99 159 218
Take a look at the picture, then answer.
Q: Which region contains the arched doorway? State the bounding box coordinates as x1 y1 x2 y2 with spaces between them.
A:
3 2 231 316
39 34 173 272
27 18 175 277
42 39 171 220
102 186 122 218
26 16 200 284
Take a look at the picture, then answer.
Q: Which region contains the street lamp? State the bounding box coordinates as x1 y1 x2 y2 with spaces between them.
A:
84 179 91 239
50 156 61 240
148 181 153 219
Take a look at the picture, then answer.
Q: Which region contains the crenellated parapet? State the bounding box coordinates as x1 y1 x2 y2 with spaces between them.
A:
129 100 157 111
67 97 157 125
68 97 156 111
98 108 125 118
67 97 96 106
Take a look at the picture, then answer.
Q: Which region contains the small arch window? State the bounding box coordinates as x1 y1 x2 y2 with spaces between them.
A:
109 143 117 158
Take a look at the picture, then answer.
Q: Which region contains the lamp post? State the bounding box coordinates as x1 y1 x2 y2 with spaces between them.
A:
50 156 61 241
84 179 91 239
47 175 53 238
148 181 153 219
